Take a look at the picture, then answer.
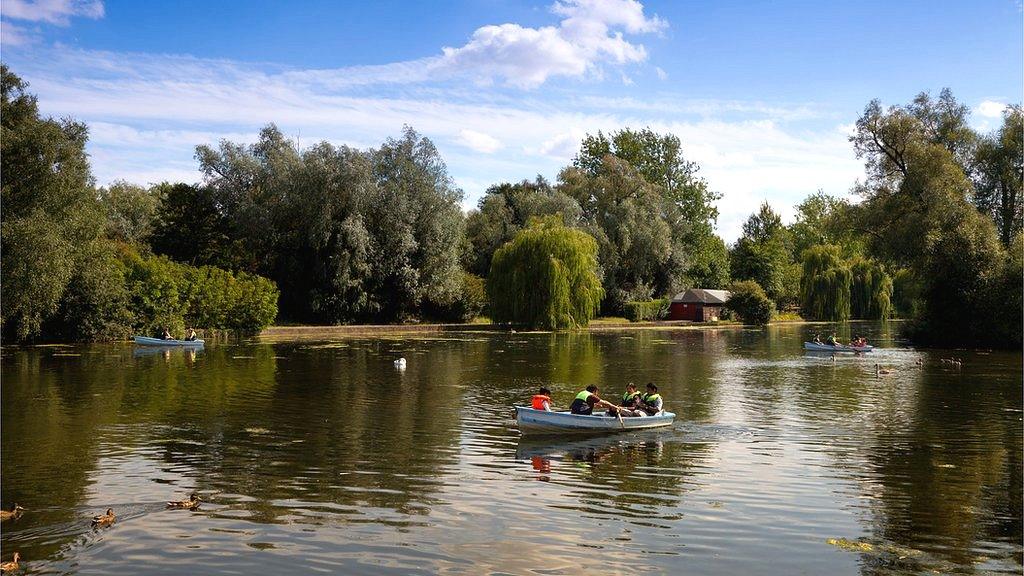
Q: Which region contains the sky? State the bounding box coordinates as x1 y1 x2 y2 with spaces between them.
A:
2 0 1021 241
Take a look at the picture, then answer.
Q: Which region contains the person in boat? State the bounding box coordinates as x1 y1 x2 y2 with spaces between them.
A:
531 387 553 411
638 383 664 416
826 333 839 346
611 383 645 417
161 327 172 340
813 334 823 344
185 328 198 342
569 385 618 416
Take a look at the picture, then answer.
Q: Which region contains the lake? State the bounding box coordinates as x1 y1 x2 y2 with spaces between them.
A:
1 323 1020 575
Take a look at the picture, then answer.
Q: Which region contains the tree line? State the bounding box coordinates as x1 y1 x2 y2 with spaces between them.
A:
1 64 1020 346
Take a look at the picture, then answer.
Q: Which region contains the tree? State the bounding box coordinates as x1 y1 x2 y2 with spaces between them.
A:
0 65 101 341
851 94 1018 347
799 245 851 321
464 177 582 276
974 105 1023 246
98 181 160 246
849 258 892 320
150 182 237 268
572 128 726 292
725 280 774 325
730 203 794 307
487 217 603 329
789 191 863 258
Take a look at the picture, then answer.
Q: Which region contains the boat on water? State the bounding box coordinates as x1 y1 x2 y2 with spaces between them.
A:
803 342 873 352
514 406 675 435
133 336 205 347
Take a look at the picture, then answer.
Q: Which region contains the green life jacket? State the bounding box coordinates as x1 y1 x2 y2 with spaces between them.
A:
622 391 640 403
641 393 662 405
575 390 593 402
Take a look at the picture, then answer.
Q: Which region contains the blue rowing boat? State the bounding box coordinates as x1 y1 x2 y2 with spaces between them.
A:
133 336 205 347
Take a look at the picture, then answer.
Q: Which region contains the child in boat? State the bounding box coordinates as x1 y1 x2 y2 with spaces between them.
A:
531 388 553 411
612 383 645 417
638 383 664 416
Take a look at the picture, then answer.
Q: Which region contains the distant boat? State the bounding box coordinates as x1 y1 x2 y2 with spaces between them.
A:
133 336 205 347
514 406 675 435
804 342 873 352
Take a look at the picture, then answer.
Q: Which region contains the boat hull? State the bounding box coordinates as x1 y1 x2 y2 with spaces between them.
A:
133 336 205 347
515 406 675 435
803 342 873 352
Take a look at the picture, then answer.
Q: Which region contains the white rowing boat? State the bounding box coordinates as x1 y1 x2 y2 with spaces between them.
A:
514 406 675 435
803 342 873 352
133 336 205 347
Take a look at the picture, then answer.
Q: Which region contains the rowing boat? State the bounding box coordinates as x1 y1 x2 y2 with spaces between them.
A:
514 406 675 435
133 336 205 347
803 342 873 352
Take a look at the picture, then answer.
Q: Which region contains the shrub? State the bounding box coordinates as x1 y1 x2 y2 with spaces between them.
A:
800 245 851 321
623 299 668 322
726 280 774 325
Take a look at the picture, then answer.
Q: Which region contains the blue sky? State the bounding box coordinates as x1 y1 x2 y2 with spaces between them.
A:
2 0 1021 240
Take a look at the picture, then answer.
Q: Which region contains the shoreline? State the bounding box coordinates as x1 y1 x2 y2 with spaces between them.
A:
255 319 824 342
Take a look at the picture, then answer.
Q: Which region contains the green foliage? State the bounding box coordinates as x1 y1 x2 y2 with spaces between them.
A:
852 90 1018 347
623 299 669 322
789 191 864 258
685 233 731 289
849 258 892 319
487 217 603 329
46 242 133 341
800 245 851 321
973 105 1023 246
422 271 487 323
194 124 463 324
98 181 160 245
124 252 279 336
725 280 774 325
730 203 795 307
0 65 101 341
464 177 582 276
891 269 922 318
150 182 237 268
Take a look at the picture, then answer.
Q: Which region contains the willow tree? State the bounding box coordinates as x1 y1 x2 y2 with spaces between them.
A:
850 258 893 319
800 245 851 321
486 217 603 330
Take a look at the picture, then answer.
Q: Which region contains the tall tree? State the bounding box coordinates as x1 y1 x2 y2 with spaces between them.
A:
464 177 582 276
730 203 795 307
0 65 101 340
97 180 160 246
799 245 851 321
789 191 863 258
974 105 1023 246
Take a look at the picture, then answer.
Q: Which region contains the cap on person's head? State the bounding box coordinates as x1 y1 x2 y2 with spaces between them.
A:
646 383 657 391
586 384 598 393
539 387 551 395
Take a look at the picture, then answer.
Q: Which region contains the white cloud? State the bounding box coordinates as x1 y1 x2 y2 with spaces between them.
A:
1 0 103 25
655 66 667 80
976 100 1007 118
1 21 34 45
438 0 664 88
458 129 503 153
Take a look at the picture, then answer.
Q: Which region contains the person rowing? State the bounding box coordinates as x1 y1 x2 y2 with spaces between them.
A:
569 385 619 415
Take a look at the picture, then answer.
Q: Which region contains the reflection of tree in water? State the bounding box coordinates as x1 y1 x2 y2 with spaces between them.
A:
817 365 1022 573
517 433 712 520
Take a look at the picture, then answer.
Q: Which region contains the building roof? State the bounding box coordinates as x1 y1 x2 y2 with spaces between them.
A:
671 288 731 304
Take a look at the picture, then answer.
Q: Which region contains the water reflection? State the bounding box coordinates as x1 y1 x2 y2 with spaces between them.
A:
0 325 1019 575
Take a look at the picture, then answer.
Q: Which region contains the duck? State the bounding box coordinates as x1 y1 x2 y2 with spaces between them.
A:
0 503 24 521
167 492 201 510
875 364 894 376
91 508 116 527
953 358 963 368
0 552 20 572
394 358 407 368
915 358 924 366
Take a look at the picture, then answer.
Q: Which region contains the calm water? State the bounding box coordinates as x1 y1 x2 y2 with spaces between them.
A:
1 324 1020 575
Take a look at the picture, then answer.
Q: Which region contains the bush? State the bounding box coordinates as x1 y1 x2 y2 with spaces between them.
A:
623 299 668 322
726 280 775 325
422 271 487 323
487 216 603 329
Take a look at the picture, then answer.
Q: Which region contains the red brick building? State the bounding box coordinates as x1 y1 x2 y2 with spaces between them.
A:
668 289 731 321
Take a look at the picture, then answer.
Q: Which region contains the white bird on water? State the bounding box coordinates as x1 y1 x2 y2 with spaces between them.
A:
394 357 407 369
